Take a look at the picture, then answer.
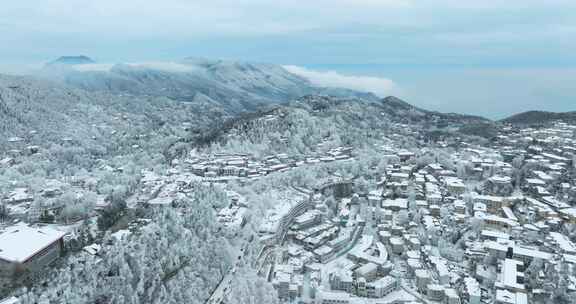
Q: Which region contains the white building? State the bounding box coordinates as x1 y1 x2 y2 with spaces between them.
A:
355 262 379 281
495 289 528 304
415 269 431 293
0 297 20 304
427 284 445 301
318 291 350 304
444 288 461 304
496 259 526 292
330 270 354 293
463 277 481 304
0 224 66 276
370 276 397 298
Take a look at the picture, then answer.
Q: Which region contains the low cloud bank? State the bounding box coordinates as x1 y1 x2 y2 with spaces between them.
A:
72 62 200 73
127 62 200 73
73 64 115 72
283 65 396 97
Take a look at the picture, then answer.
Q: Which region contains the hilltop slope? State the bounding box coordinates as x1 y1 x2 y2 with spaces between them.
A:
0 74 225 166
190 95 497 156
502 110 576 125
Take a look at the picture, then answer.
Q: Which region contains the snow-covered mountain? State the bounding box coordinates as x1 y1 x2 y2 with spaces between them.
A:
0 74 226 166
0 67 497 171
47 55 96 66
41 57 379 114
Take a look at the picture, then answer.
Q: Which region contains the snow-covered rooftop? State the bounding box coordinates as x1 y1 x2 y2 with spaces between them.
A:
0 223 66 263
0 297 20 304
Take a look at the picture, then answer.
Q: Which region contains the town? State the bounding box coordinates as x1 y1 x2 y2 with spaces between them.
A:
1 120 576 304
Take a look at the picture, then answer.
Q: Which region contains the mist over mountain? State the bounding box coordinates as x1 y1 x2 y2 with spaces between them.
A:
0 63 498 173
40 57 380 114
8 56 573 167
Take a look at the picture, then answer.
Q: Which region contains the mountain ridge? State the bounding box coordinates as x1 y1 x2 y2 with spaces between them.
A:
40 57 379 114
501 110 576 125
47 55 95 66
0 73 226 167
188 94 500 153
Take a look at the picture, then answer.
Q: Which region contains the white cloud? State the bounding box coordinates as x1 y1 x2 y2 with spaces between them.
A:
0 0 414 37
284 65 396 97
73 64 115 72
1 0 576 68
1 0 574 39
126 62 200 73
70 62 200 73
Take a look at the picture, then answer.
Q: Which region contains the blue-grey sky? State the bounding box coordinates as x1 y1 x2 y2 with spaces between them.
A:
1 0 575 118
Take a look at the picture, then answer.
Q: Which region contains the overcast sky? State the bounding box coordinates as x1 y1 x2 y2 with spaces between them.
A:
1 0 575 117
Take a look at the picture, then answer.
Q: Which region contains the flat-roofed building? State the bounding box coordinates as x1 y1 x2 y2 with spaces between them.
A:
0 224 66 276
484 240 553 263
430 256 450 285
481 230 511 242
445 288 461 304
482 214 519 231
355 262 379 281
382 199 408 211
329 270 354 293
474 195 505 212
427 284 445 301
0 297 20 304
371 276 397 298
445 177 466 195
495 289 528 304
318 291 350 304
314 245 335 263
415 269 431 293
549 232 576 254
496 259 526 292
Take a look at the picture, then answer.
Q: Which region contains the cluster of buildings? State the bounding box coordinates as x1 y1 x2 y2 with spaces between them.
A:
266 186 413 303
184 147 353 180
255 122 576 304
3 119 576 304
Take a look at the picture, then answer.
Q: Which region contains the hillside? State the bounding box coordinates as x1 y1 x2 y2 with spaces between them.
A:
502 110 576 125
0 74 225 168
190 95 498 156
378 96 497 139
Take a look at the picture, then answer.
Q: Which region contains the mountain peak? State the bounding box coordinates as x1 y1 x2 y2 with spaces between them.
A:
381 96 417 111
47 56 95 66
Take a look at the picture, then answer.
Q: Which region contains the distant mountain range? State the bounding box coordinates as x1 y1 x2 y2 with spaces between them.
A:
41 57 378 114
47 55 96 66
501 110 576 125
2 56 511 167
0 56 572 162
41 56 575 126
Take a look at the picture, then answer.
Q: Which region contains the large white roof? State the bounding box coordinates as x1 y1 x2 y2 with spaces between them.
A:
0 297 20 304
0 223 66 263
